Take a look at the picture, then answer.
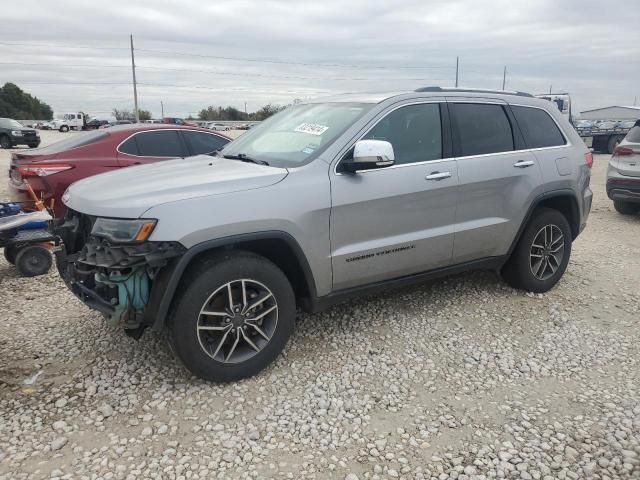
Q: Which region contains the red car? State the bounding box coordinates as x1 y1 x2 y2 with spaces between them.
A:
9 124 230 217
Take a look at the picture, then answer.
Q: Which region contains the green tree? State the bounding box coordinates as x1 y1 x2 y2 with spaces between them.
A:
112 108 133 121
138 109 152 121
0 83 53 120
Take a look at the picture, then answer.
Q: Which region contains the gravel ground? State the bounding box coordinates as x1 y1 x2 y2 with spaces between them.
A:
0 131 639 480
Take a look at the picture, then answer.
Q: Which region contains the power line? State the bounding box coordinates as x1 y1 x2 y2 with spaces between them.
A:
0 61 451 82
137 48 455 70
0 41 128 50
14 81 334 94
0 40 456 71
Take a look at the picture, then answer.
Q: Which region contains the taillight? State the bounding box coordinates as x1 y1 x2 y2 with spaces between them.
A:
584 152 593 169
613 146 634 156
18 164 73 177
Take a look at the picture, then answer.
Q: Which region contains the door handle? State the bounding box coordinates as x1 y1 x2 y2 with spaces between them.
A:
513 160 535 168
425 171 452 181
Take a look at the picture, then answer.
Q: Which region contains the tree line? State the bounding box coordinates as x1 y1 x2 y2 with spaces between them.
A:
0 83 53 120
197 104 285 121
111 104 285 122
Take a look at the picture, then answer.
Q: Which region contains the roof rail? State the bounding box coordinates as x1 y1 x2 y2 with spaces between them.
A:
415 86 533 98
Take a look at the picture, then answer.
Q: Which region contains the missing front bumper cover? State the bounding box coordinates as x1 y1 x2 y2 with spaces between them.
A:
57 236 185 329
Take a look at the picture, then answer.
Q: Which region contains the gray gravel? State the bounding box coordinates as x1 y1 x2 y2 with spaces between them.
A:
1 132 639 479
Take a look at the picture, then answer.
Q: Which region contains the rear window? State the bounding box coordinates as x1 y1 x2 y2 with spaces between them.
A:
512 106 566 148
626 126 640 143
30 130 108 154
452 103 514 156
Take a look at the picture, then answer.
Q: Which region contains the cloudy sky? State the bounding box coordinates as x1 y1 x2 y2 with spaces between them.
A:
2 0 639 118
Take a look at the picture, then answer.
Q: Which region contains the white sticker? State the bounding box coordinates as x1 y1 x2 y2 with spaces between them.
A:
294 123 329 136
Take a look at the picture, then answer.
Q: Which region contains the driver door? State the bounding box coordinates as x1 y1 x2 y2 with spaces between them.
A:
329 102 458 290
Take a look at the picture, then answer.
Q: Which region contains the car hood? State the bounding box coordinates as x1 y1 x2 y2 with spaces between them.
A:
64 155 288 218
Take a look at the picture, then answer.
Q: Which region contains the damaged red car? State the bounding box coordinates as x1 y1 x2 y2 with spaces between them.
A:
8 124 230 217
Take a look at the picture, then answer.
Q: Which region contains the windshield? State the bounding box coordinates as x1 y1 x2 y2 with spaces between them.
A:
0 118 25 129
221 102 373 167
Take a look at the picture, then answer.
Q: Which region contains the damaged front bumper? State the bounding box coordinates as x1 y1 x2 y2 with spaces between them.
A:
56 230 185 334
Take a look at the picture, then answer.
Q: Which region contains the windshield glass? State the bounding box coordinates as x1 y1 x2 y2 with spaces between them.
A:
0 118 25 129
221 103 373 167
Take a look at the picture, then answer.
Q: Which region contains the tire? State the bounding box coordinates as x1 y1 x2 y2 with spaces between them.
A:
502 208 572 293
0 134 10 149
59 125 69 132
15 245 53 277
168 250 296 382
613 200 639 215
3 245 19 265
608 135 624 154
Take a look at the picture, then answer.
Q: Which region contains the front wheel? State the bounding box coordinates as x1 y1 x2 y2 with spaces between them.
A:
614 200 639 215
502 208 572 293
15 245 53 277
168 251 296 382
0 135 11 149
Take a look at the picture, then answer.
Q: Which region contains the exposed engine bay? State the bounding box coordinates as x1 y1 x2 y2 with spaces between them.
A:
54 210 185 336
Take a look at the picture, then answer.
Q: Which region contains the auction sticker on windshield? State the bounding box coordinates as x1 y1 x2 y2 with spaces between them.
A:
294 123 329 136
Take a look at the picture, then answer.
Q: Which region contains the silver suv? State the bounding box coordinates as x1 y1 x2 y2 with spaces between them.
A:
55 87 593 381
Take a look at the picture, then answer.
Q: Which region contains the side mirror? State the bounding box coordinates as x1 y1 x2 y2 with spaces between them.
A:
342 139 395 173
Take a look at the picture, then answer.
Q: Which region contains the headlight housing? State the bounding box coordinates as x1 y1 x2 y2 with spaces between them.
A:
11 130 23 136
91 218 157 243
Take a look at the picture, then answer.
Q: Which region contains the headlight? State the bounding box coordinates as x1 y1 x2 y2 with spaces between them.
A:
91 218 157 243
11 130 23 136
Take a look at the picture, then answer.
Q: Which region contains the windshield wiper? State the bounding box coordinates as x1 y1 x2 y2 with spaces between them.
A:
223 153 269 166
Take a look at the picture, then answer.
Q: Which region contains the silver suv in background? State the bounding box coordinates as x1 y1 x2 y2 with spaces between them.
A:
607 120 640 214
55 87 593 381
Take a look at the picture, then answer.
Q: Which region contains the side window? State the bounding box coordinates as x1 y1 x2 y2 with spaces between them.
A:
626 126 640 143
363 103 442 165
119 136 139 155
134 130 186 157
183 131 229 155
453 103 514 156
511 106 566 148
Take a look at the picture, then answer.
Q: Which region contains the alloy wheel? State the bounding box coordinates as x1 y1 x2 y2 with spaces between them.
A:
196 279 278 364
529 224 565 281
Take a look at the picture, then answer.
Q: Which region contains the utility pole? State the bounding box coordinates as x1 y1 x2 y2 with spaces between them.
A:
161 101 164 118
502 66 506 90
634 96 637 106
455 56 459 87
130 34 139 123
244 102 247 114
549 85 552 94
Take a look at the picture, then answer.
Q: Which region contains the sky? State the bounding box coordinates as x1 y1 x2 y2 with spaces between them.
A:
1 0 639 119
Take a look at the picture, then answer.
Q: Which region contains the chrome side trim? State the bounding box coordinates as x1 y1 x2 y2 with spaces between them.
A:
115 128 229 158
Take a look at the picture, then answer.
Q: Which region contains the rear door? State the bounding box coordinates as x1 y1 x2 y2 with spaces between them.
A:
330 101 458 290
117 129 189 166
449 100 543 263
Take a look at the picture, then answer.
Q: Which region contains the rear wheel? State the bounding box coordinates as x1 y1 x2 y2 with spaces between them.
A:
15 245 52 277
3 245 19 265
168 251 296 382
613 200 639 215
0 134 10 149
502 208 572 293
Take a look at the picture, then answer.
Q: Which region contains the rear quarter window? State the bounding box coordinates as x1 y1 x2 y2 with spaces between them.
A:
511 106 566 148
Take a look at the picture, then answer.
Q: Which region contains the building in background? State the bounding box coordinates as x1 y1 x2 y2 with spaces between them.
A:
580 106 640 120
